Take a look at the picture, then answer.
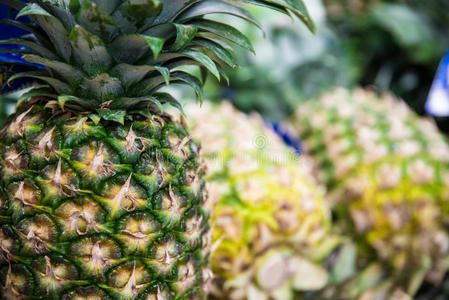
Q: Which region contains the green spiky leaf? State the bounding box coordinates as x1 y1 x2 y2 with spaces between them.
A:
192 19 255 53
58 95 91 111
18 3 72 61
192 38 235 67
170 23 197 51
76 0 117 41
154 92 184 113
69 25 112 76
178 0 261 29
180 48 220 80
154 66 171 85
171 71 203 103
16 3 52 18
110 64 157 88
0 38 58 59
22 54 85 84
0 0 315 110
8 71 72 94
141 35 165 59
97 109 126 124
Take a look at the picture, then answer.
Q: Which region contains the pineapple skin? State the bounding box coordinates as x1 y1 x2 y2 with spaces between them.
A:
0 104 211 299
186 102 338 300
291 88 449 296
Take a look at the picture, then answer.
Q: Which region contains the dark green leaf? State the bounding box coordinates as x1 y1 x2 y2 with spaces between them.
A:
58 95 91 111
90 0 121 15
240 0 315 32
192 38 235 67
180 48 220 80
0 19 52 48
142 35 165 59
191 19 254 53
109 34 151 64
151 0 201 25
153 92 184 114
0 38 58 59
22 54 85 85
111 96 163 110
178 0 261 29
18 3 72 61
132 75 167 95
171 71 203 103
154 66 170 85
8 71 72 94
69 25 112 75
76 0 117 41
216 64 230 85
18 88 56 105
118 0 163 22
16 3 52 18
34 0 77 30
97 109 126 125
110 63 156 88
170 23 197 51
112 0 163 33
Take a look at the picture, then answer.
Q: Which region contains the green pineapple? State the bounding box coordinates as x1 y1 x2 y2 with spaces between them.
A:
290 88 449 297
185 102 339 299
0 0 313 299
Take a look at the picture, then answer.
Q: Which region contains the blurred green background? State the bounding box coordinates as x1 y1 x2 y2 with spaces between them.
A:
199 0 449 122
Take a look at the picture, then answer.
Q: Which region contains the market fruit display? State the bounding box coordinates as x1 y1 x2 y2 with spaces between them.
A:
185 102 338 299
0 0 313 299
290 88 449 297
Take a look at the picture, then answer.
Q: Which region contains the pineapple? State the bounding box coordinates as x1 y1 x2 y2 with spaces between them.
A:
0 0 313 299
290 88 449 297
185 102 339 299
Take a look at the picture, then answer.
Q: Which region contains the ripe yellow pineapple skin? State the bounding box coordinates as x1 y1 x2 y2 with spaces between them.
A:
185 102 339 299
291 88 449 296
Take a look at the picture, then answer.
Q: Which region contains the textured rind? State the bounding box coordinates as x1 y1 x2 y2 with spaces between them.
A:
291 88 449 296
0 103 211 300
185 102 336 299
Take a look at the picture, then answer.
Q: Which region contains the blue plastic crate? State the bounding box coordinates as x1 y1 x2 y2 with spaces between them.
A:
0 1 42 95
426 49 449 117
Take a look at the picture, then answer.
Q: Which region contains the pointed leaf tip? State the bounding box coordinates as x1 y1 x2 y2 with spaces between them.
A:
180 49 220 81
154 66 170 85
16 3 52 19
142 35 165 59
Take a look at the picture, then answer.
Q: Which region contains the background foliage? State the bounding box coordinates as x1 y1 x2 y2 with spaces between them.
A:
201 0 449 121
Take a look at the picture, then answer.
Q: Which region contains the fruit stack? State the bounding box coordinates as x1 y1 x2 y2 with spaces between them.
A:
185 102 339 300
290 88 449 298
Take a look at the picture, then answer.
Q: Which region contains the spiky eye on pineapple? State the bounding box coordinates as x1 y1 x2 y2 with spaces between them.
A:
0 0 313 299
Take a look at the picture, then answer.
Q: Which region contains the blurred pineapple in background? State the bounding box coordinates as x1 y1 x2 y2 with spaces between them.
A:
185 102 340 299
290 88 449 298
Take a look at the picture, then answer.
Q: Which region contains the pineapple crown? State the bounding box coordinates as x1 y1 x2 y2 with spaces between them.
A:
0 0 313 120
